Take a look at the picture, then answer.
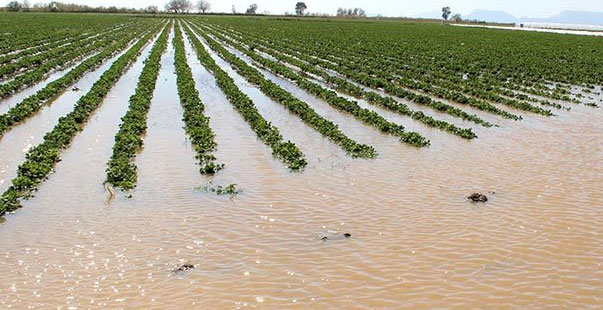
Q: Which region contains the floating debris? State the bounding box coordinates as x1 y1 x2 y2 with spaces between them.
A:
197 182 240 196
321 233 352 241
468 192 488 202
173 263 194 273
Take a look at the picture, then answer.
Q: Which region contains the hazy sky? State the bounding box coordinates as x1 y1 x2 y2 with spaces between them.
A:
4 0 602 17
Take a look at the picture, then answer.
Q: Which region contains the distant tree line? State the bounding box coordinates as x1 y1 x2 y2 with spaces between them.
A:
0 0 215 14
1 1 161 13
336 7 367 18
1 0 463 22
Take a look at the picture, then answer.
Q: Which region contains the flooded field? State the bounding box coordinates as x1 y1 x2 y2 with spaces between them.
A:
0 14 602 309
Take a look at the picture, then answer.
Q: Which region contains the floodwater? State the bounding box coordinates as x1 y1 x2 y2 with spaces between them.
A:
0 25 602 310
452 23 603 37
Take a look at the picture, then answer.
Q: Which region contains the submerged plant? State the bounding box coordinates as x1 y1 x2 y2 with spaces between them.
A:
197 182 241 196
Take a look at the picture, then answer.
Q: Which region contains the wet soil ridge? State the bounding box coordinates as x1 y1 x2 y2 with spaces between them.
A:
0 25 162 216
105 24 171 191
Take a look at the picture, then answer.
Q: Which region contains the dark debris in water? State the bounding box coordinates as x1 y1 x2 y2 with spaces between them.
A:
321 233 352 241
173 263 194 273
468 192 488 202
196 182 240 196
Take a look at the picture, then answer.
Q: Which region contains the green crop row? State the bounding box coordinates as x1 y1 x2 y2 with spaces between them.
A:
0 23 156 138
199 23 477 140
105 24 170 190
202 22 493 127
0 13 136 55
0 21 135 66
0 22 136 80
189 23 429 148
172 24 223 174
202 17 602 120
183 24 307 170
278 30 553 116
184 22 377 158
0 26 159 216
0 20 152 99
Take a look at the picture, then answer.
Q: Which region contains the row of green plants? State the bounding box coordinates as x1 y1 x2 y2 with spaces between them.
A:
309 46 552 117
0 24 157 138
286 22 592 100
186 23 377 158
0 21 134 66
0 21 153 99
0 13 136 55
204 23 493 127
0 22 139 80
0 27 159 216
204 17 601 118
201 23 477 140
294 32 557 115
172 24 224 174
190 23 429 147
105 25 171 190
183 24 308 170
220 23 521 120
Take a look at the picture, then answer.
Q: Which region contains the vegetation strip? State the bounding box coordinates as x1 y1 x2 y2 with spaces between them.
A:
206 18 599 111
0 27 123 80
172 24 224 174
190 24 429 147
184 25 376 157
202 22 493 127
0 22 134 66
201 24 476 140
183 24 307 170
0 27 159 216
0 24 155 138
0 14 135 55
277 31 551 117
0 21 150 99
105 24 170 190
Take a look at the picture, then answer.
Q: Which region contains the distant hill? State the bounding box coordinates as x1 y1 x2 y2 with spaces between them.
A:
465 9 517 23
521 10 603 25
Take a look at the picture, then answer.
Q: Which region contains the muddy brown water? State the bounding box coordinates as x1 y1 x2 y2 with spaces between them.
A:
0 26 601 309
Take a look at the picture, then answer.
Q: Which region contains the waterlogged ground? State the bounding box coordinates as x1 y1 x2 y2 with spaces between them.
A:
0 28 602 310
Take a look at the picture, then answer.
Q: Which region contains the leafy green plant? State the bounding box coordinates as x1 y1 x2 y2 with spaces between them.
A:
172 23 224 175
0 23 154 138
197 182 241 196
199 23 478 139
183 23 307 170
185 23 377 157
106 24 171 191
189 23 429 147
0 24 162 216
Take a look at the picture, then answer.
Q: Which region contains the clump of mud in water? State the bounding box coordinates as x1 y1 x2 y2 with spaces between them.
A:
321 233 352 241
173 263 194 273
468 193 488 202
